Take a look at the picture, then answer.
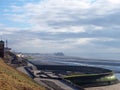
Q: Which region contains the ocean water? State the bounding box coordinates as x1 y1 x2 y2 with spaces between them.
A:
29 54 120 80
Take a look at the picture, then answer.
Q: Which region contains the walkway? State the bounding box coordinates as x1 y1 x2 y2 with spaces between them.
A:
34 78 79 90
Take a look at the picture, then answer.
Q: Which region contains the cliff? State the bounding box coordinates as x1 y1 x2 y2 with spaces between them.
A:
0 59 45 90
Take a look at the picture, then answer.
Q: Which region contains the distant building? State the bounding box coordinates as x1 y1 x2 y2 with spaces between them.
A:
54 52 64 56
0 40 4 58
16 53 25 58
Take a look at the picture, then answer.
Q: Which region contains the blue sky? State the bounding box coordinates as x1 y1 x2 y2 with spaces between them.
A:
1 0 120 59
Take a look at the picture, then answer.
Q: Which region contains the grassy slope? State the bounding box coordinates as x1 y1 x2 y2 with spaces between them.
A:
0 59 45 90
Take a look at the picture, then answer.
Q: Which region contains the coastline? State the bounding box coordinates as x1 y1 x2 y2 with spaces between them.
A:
16 53 120 90
17 59 120 90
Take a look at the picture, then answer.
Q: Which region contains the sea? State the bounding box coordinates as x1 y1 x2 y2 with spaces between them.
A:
28 54 120 80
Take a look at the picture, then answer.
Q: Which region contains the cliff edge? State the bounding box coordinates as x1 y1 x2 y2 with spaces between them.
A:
0 58 45 90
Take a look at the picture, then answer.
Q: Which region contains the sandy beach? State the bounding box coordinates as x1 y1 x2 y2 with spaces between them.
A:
85 83 120 90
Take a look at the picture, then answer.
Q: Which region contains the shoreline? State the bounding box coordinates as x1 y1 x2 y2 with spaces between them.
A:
15 53 120 90
17 59 120 90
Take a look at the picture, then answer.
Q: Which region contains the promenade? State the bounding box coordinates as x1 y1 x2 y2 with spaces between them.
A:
17 61 83 90
17 60 120 90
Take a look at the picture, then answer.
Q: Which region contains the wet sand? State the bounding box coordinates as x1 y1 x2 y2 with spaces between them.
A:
85 83 120 90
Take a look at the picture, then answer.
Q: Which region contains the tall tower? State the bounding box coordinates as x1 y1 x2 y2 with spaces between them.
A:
0 40 4 58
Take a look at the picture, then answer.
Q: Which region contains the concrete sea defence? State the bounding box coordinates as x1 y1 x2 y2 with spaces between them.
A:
34 64 119 87
64 72 118 87
25 61 85 90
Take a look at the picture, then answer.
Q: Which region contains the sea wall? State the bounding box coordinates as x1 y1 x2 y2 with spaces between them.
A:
64 72 118 87
35 65 119 87
35 65 112 74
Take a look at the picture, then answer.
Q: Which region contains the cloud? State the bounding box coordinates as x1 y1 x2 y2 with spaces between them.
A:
6 0 120 34
0 31 13 35
1 0 120 59
0 23 28 35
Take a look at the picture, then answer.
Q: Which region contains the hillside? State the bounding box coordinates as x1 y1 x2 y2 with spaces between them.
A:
0 59 45 90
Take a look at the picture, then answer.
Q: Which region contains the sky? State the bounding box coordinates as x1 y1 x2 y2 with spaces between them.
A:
0 0 120 60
